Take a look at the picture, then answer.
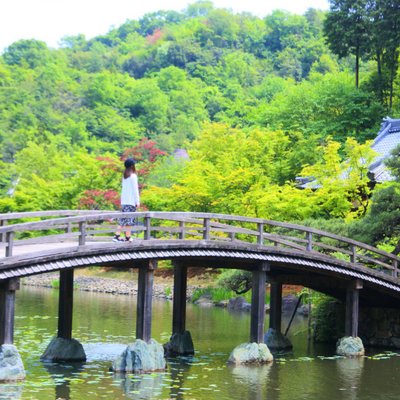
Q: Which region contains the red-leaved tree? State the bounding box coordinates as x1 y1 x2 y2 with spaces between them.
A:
122 138 167 185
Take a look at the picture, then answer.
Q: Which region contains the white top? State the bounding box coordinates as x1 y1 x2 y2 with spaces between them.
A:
120 174 140 206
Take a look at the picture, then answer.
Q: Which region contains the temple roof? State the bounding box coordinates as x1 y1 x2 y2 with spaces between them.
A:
369 117 400 183
296 117 400 189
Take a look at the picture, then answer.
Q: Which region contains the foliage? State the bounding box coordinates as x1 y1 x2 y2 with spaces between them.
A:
324 0 400 111
143 123 378 222
312 294 344 342
0 3 397 253
301 137 377 219
216 269 253 295
349 183 400 253
191 285 255 303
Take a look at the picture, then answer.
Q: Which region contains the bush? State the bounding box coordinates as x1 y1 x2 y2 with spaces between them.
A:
312 294 344 342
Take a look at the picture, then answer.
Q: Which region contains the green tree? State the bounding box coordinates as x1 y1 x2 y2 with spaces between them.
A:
3 39 51 69
324 0 371 88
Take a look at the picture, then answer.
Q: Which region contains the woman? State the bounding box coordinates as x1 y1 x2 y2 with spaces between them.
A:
113 158 140 242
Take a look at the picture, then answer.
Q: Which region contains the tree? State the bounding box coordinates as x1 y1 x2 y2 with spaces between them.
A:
372 0 400 111
217 269 253 294
350 184 400 253
3 39 51 69
350 144 400 253
9 142 120 211
324 0 371 87
122 138 166 184
301 138 376 219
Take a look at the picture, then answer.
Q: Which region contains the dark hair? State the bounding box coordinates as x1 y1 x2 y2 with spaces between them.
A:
123 158 136 178
124 158 136 168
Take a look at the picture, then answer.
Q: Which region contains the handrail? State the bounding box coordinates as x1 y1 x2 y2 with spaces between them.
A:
0 210 399 279
0 209 115 221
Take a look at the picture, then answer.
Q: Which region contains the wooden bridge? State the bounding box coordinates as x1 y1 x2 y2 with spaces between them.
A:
1 210 400 360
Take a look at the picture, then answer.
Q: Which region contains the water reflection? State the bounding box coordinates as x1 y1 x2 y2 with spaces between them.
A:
12 286 400 400
43 361 85 400
0 384 23 400
114 371 165 399
336 356 364 399
167 356 193 399
230 363 273 400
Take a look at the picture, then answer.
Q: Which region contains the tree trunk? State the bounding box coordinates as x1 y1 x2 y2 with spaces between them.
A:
355 45 360 89
376 49 383 104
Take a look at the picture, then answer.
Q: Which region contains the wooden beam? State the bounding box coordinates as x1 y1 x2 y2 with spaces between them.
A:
250 264 267 343
58 269 74 340
172 262 187 335
345 285 360 337
269 281 282 332
0 278 19 345
136 260 156 342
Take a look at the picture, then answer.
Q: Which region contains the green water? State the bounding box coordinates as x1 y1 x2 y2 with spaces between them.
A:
3 286 400 399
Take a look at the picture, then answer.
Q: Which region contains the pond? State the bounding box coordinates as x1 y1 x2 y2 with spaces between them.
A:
3 285 400 400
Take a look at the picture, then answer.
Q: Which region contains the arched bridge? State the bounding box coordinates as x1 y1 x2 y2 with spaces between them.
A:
0 210 400 355
0 210 399 306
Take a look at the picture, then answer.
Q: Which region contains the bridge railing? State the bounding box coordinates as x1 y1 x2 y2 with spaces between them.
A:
0 211 399 279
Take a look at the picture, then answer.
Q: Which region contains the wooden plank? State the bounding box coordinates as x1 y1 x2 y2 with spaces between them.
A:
250 265 267 343
58 269 74 340
6 232 13 257
172 262 187 334
0 219 6 243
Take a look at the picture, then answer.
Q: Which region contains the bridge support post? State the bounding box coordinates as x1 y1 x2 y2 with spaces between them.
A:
250 264 267 343
0 278 25 380
112 259 166 373
228 264 274 365
345 281 362 337
337 280 365 357
41 269 86 362
58 269 74 340
136 260 156 343
165 262 194 356
264 278 292 351
172 262 187 335
269 281 282 332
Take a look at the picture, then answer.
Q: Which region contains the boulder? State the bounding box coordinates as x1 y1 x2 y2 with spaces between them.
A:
336 336 365 357
41 337 86 362
194 294 213 307
264 328 293 351
227 297 251 312
0 344 25 381
282 294 299 314
164 330 194 357
228 342 273 365
112 339 166 373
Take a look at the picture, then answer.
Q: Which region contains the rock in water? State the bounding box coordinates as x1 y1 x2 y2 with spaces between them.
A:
0 344 25 381
336 336 365 357
227 297 251 311
40 337 86 362
264 328 293 350
164 330 194 356
112 339 166 373
228 343 273 365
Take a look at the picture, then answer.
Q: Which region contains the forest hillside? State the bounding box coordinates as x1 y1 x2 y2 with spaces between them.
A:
1 0 399 254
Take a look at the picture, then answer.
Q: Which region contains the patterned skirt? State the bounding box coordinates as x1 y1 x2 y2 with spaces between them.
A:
118 205 137 226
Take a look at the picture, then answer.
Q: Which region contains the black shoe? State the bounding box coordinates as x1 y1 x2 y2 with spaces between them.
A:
112 235 123 242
